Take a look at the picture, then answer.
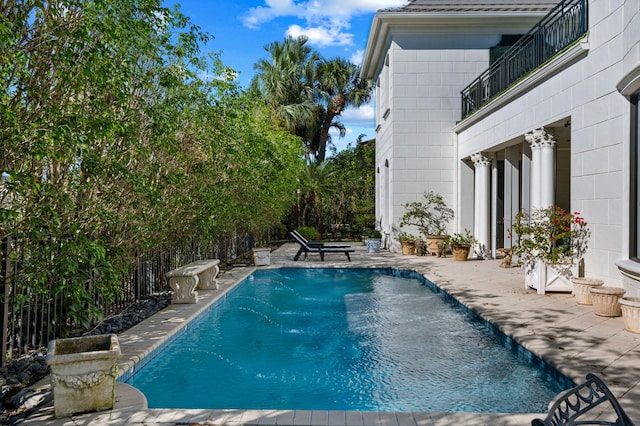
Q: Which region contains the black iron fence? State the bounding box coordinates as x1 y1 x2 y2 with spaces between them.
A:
0 234 256 366
461 0 588 119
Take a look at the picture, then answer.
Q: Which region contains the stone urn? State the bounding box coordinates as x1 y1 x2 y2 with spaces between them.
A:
253 247 271 266
620 297 640 333
589 287 626 317
47 334 120 418
571 277 604 305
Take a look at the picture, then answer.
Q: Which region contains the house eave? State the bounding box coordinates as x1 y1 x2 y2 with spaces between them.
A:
360 11 549 80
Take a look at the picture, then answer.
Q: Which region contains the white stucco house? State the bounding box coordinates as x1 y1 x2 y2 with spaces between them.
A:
361 0 640 294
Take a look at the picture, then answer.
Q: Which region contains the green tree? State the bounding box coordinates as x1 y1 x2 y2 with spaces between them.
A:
323 139 376 233
250 37 373 164
312 58 373 163
0 0 303 334
250 36 319 142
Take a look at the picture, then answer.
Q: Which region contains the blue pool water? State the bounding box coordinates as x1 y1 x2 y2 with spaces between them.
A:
126 268 570 412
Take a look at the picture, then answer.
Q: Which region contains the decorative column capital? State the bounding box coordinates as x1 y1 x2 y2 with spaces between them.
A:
470 152 491 168
525 128 556 150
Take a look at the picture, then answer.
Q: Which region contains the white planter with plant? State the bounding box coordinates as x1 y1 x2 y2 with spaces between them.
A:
400 191 454 256
510 206 590 294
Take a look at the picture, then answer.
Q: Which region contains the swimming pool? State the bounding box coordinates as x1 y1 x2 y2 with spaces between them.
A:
126 268 570 412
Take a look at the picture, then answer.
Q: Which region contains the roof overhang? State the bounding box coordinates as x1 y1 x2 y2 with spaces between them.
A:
360 11 549 80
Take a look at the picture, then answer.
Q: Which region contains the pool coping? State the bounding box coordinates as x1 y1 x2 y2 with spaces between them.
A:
23 243 640 425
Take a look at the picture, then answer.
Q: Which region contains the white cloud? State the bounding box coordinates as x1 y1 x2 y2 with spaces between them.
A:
286 23 353 47
350 49 364 65
328 104 376 151
340 105 375 126
242 0 302 29
242 0 406 44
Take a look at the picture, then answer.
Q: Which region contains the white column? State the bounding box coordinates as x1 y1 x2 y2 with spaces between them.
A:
471 153 491 257
525 128 556 210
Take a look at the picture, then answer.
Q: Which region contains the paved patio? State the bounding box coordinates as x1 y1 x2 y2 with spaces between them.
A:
23 243 640 425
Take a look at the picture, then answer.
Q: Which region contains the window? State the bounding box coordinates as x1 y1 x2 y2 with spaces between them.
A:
632 93 640 260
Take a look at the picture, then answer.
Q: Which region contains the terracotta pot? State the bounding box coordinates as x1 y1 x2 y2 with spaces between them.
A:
400 240 416 255
425 235 448 257
620 297 640 333
452 245 470 261
589 286 626 317
571 277 604 305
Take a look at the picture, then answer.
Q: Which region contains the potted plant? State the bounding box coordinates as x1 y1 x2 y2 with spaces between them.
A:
509 206 590 294
365 229 382 253
446 229 476 261
400 191 454 256
361 227 373 246
397 232 419 255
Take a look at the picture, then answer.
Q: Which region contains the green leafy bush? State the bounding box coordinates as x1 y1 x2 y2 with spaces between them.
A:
296 226 318 241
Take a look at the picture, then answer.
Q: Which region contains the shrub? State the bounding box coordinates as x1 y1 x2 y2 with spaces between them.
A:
296 226 318 241
400 191 454 236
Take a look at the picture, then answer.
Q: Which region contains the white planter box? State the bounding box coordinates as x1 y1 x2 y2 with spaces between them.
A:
253 247 271 266
525 260 577 294
47 334 120 418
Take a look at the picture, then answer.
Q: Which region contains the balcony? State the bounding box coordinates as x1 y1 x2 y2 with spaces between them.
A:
460 0 588 120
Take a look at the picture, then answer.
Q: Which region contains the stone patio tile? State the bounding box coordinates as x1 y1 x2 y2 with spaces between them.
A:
292 410 313 425
396 412 417 426
272 410 296 425
378 412 401 425
239 409 270 425
345 410 365 425
309 410 329 425
327 410 346 425
360 411 382 425
253 409 280 425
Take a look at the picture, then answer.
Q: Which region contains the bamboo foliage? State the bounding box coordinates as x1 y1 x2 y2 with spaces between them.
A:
0 0 303 333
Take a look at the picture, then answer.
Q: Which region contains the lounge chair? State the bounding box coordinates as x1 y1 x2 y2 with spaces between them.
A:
291 229 351 249
290 231 354 261
531 373 634 426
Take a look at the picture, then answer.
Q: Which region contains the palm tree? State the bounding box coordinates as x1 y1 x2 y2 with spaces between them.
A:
252 39 374 164
250 36 319 138
298 162 337 228
312 58 373 163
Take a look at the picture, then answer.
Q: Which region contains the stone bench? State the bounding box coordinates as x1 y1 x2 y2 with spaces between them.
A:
166 259 220 304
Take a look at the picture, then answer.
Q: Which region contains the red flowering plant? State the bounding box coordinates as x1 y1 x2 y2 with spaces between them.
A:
509 206 590 276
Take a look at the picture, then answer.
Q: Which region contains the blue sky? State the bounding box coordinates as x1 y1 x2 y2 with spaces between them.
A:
162 0 406 152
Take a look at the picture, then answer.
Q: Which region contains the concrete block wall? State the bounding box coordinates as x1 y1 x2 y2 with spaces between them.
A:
385 45 488 243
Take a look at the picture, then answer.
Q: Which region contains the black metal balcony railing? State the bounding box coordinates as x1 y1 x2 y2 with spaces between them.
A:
461 0 588 119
